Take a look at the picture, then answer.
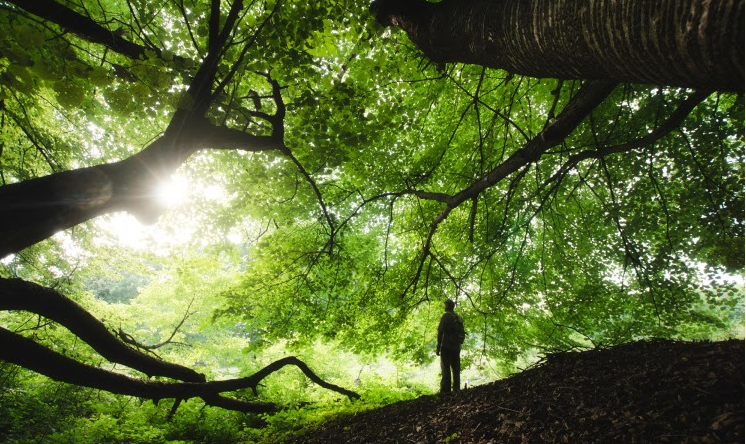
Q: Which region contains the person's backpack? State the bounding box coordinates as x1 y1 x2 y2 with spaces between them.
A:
448 313 465 345
454 315 465 344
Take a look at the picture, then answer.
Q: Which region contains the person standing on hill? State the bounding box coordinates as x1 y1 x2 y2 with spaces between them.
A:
436 299 465 394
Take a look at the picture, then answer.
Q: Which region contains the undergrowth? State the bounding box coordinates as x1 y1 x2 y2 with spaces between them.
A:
0 366 429 444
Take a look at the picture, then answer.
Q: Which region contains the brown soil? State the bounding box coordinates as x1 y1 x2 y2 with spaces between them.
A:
285 339 744 444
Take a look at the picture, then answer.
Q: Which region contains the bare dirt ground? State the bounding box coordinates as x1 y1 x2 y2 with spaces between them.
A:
285 339 744 443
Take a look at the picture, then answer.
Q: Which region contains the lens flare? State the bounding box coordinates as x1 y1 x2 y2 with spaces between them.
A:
156 175 189 208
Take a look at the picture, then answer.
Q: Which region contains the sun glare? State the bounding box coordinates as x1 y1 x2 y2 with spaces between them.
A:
95 174 242 251
156 174 189 208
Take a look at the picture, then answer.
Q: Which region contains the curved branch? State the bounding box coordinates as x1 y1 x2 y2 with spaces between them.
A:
0 278 360 412
0 277 205 382
538 90 710 196
0 116 284 257
0 1 295 258
405 80 616 294
450 80 617 205
281 146 337 250
117 299 195 352
247 356 361 401
0 326 358 413
256 73 336 253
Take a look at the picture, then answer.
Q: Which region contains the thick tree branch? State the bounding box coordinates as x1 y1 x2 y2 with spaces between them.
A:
213 1 282 104
6 0 188 65
539 90 711 195
165 0 246 132
0 1 315 260
0 117 284 257
0 326 358 413
451 80 617 205
209 0 222 56
0 277 205 382
371 0 744 92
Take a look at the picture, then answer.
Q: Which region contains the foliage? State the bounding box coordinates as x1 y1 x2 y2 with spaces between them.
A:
0 0 743 442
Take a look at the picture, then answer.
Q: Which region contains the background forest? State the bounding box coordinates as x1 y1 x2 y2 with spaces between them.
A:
0 0 743 443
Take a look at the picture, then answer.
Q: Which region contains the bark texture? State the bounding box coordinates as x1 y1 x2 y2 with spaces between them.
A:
372 0 744 92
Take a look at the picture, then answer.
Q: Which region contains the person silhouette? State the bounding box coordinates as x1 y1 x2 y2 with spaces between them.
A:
436 299 464 393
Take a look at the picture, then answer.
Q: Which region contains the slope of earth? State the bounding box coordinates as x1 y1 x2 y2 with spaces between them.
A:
285 339 744 444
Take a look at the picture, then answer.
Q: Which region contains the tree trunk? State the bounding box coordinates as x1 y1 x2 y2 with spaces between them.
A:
0 0 286 258
371 0 744 92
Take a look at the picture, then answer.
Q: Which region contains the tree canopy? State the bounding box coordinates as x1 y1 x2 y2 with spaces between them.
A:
0 0 743 421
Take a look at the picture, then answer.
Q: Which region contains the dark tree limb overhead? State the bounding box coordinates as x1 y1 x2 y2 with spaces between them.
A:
537 90 712 196
0 1 329 260
406 80 617 294
0 118 285 258
5 0 187 64
371 0 744 92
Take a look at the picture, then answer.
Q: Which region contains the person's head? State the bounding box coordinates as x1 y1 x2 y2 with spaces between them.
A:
444 299 455 311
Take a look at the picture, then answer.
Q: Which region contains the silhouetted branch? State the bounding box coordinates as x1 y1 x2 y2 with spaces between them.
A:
406 80 616 294
537 90 711 195
6 0 188 64
0 278 360 413
0 326 356 413
0 277 205 382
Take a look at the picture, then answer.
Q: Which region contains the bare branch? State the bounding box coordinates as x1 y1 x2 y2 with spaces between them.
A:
117 299 195 352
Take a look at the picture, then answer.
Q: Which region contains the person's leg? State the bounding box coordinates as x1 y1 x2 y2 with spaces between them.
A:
452 349 461 391
440 353 451 393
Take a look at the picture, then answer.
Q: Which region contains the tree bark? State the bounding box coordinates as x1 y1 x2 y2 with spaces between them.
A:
0 0 286 258
371 0 744 92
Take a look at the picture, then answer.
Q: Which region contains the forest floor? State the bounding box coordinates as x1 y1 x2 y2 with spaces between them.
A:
284 339 744 444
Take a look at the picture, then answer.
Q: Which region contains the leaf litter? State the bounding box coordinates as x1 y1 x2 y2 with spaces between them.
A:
285 339 743 443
